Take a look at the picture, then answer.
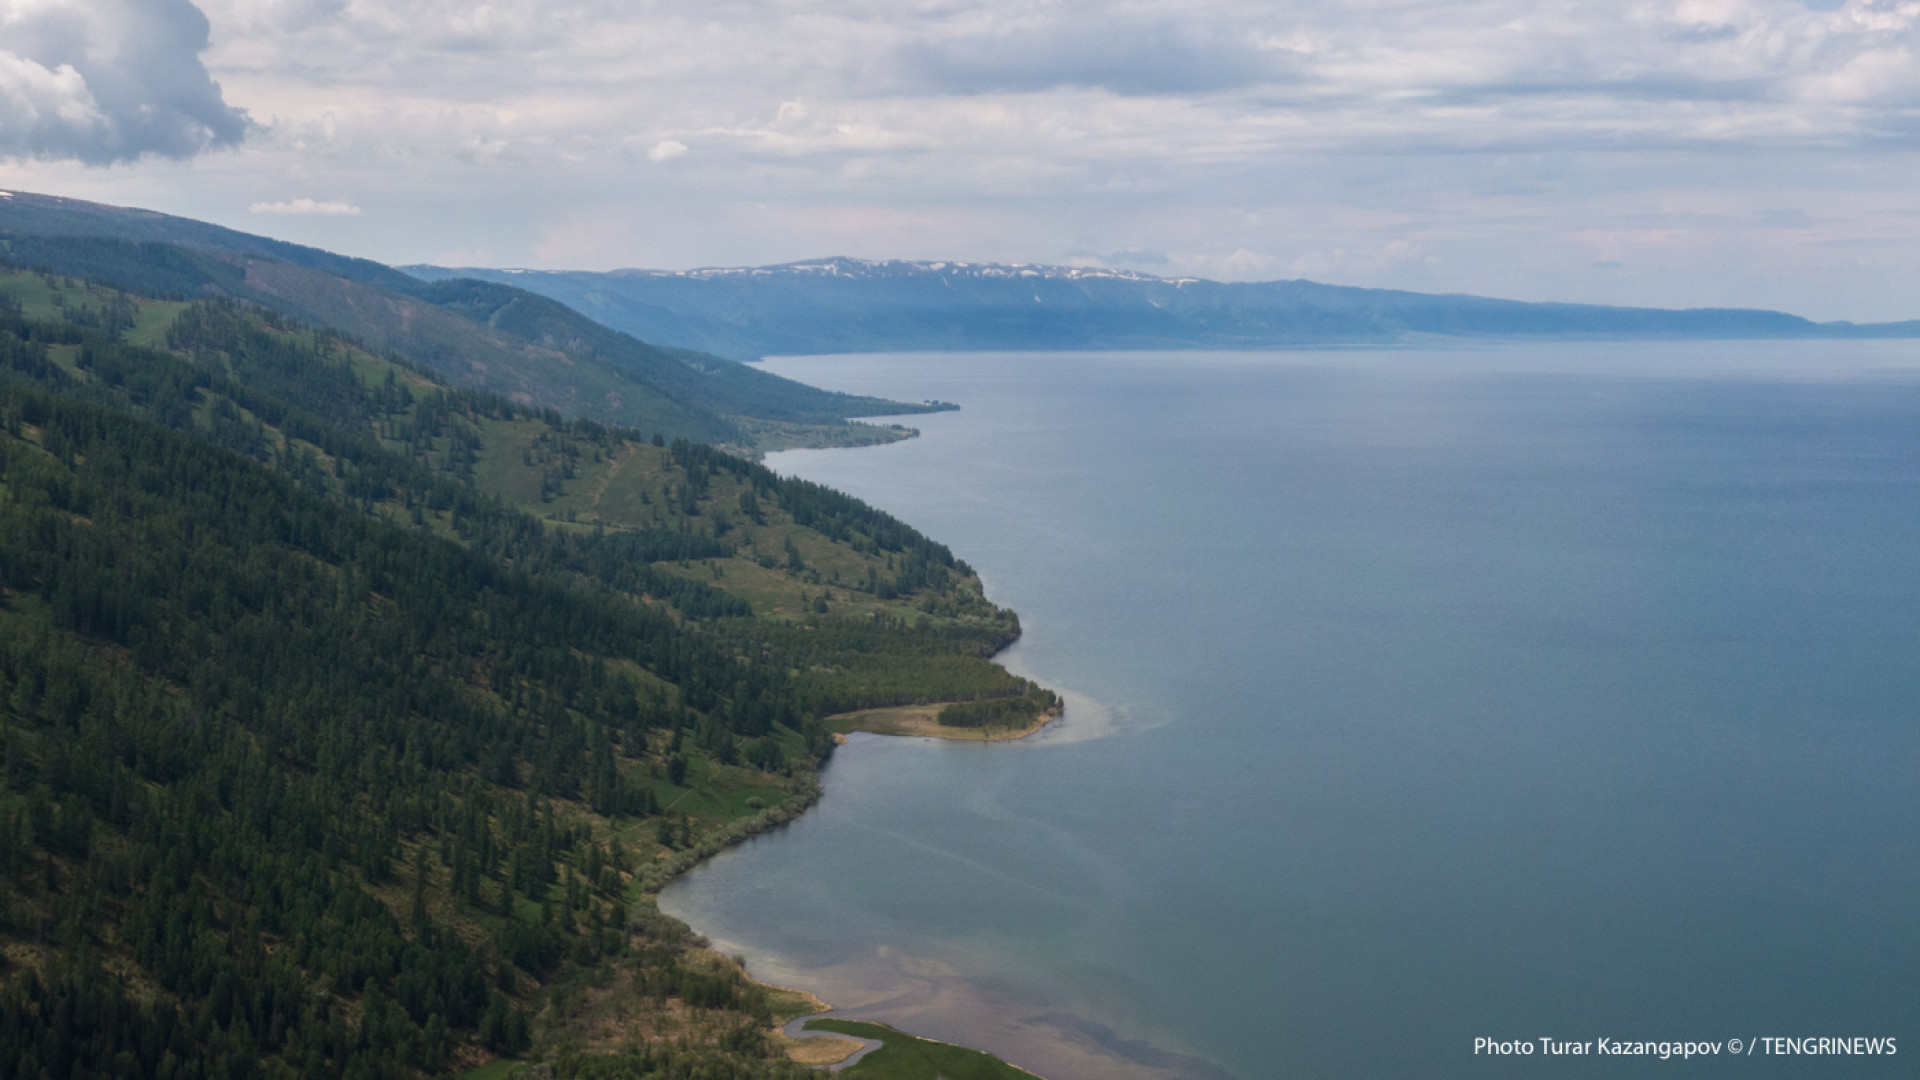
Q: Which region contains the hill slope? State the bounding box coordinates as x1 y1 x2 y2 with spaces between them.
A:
407 256 1920 360
0 193 949 450
0 266 1046 1080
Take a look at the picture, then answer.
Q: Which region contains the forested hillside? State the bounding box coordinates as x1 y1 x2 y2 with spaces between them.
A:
0 269 1046 1079
0 191 952 453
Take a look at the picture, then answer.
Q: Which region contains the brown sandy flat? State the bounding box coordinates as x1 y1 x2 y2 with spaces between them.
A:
783 1033 868 1065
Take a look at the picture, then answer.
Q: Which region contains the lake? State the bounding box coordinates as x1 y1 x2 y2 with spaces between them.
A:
660 344 1920 1079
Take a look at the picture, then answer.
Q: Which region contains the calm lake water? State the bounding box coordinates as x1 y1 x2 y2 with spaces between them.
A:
661 345 1920 1079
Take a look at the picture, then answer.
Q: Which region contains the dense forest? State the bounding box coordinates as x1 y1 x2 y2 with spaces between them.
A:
0 268 1050 1079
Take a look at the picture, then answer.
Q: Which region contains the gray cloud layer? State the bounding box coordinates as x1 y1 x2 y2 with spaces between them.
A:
14 1 1920 320
0 0 249 164
893 17 1276 96
182 0 1920 174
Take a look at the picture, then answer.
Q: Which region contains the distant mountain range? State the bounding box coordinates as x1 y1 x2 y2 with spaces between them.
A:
406 256 1920 361
0 192 946 449
6 186 1911 418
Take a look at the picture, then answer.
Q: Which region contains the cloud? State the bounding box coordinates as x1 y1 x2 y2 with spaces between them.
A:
0 0 248 165
249 197 360 215
892 16 1274 96
175 0 1920 182
1158 247 1282 281
40 0 1920 320
1068 247 1173 267
1286 241 1434 280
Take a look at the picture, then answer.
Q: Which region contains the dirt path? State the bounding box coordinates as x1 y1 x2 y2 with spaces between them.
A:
587 442 638 516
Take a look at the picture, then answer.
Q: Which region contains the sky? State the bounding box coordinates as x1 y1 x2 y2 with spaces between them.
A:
4 0 1920 320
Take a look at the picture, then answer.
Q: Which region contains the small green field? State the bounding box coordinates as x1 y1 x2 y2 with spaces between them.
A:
0 270 63 318
122 298 190 346
0 270 188 345
652 756 789 823
804 1019 1038 1080
460 1060 524 1080
728 415 918 453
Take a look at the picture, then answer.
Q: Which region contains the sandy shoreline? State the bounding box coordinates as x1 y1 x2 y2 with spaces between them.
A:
673 698 1149 1075
726 940 1227 1080
737 703 1055 1070
713 702 1062 1072
686 702 1227 1080
779 1014 879 1069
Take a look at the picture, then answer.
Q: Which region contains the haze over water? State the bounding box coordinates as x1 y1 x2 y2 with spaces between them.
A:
662 344 1920 1079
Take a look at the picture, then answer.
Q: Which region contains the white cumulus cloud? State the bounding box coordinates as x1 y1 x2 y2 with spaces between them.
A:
647 139 688 162
250 197 360 215
0 0 248 164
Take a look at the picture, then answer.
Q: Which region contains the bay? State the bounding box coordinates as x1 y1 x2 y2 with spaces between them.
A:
661 343 1920 1079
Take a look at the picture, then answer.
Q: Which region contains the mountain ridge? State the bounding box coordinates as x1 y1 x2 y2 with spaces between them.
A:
0 191 949 450
408 255 1920 361
588 255 1194 284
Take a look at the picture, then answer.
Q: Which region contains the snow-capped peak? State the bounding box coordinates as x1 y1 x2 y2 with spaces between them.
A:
620 255 1196 285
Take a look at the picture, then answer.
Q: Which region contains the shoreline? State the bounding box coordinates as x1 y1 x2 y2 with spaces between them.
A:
648 701 1065 1074
717 936 1215 1080
636 704 1061 1073
781 1014 880 1069
655 439 1064 1075
827 701 1064 742
648 677 1226 1080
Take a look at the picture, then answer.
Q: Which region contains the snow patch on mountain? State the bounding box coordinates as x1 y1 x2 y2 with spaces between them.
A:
607 255 1200 286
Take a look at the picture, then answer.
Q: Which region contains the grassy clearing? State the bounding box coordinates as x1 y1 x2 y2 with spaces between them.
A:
457 414 1006 630
727 415 919 454
803 1019 1040 1080
0 270 188 345
44 344 82 378
655 556 935 624
343 344 435 391
828 703 1055 742
460 1059 525 1080
122 299 190 347
765 984 830 1026
0 270 63 318
469 417 559 508
653 757 791 824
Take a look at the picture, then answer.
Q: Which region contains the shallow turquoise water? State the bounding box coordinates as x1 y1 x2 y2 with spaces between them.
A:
662 344 1920 1079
